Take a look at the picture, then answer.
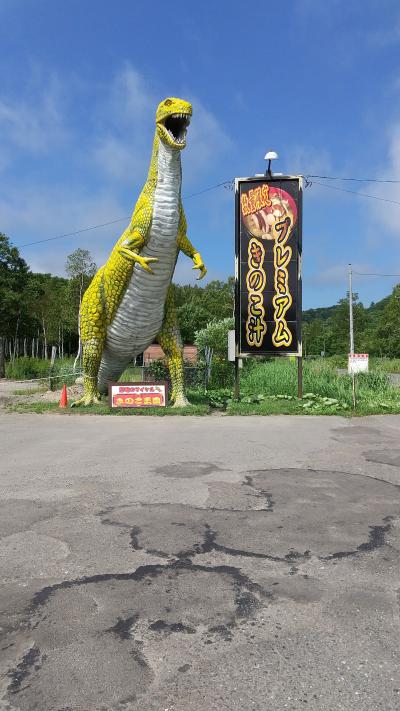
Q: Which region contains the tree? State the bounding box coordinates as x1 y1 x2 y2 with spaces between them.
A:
65 249 97 367
195 317 234 358
0 233 30 365
173 277 234 343
26 273 71 358
373 284 400 358
326 292 367 355
65 248 97 311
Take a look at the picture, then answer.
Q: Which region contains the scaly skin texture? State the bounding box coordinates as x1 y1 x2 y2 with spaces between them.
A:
72 97 206 407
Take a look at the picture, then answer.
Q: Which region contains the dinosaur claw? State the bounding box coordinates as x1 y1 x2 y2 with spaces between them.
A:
119 248 158 273
192 252 207 280
71 393 102 407
172 395 190 408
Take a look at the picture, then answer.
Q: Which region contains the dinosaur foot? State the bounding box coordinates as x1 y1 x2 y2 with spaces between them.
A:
71 392 102 407
172 394 190 408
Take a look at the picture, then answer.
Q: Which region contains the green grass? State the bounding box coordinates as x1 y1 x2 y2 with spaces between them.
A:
226 397 400 416
227 358 400 415
369 357 400 374
7 390 210 416
5 357 400 417
5 356 80 386
11 386 47 396
119 365 145 381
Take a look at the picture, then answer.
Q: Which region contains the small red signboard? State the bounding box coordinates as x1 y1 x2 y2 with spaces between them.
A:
108 382 168 408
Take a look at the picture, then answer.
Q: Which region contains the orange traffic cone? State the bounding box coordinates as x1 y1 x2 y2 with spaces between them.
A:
59 384 68 408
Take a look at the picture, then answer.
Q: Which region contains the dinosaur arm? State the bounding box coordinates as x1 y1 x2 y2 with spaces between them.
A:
115 192 157 273
177 206 207 280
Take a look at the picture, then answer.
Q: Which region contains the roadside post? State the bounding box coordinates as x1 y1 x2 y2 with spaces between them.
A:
348 353 369 410
228 329 240 400
48 346 57 391
234 171 303 398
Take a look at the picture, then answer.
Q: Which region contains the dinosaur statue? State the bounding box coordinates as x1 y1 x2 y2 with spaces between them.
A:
72 97 206 408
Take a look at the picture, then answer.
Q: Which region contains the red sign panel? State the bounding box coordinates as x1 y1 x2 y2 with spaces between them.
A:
108 382 167 408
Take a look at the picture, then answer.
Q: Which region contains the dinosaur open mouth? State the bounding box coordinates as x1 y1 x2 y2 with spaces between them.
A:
162 113 191 144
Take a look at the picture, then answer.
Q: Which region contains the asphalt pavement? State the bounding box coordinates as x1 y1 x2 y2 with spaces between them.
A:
1 412 400 711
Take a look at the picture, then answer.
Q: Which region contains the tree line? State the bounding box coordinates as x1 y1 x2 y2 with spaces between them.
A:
1 230 399 375
0 233 235 373
0 233 96 372
303 288 400 358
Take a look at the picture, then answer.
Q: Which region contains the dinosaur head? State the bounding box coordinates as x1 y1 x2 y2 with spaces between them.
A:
156 97 192 150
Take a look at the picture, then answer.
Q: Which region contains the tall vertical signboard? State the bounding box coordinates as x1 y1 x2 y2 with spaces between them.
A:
235 176 302 357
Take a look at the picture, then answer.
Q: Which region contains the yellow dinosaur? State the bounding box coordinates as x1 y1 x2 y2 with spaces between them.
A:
72 97 206 408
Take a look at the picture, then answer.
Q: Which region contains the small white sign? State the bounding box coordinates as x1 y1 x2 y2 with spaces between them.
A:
228 330 236 362
348 353 369 374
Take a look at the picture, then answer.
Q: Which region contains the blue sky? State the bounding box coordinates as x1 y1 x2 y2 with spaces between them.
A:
1 0 400 309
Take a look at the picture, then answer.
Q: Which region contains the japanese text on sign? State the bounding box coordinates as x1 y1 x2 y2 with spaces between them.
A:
109 383 167 408
236 177 302 356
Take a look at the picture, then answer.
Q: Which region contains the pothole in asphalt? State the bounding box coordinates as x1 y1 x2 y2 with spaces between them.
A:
154 461 226 478
4 560 266 711
331 425 382 438
0 499 55 538
363 449 400 468
101 469 400 561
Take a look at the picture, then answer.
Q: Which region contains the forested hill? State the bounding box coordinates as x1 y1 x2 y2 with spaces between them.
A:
303 294 392 324
302 288 400 357
303 305 338 323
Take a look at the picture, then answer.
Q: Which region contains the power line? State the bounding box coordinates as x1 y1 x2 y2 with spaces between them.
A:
306 174 400 184
16 179 234 249
185 179 233 198
13 173 400 251
18 217 130 248
353 271 400 277
310 180 400 207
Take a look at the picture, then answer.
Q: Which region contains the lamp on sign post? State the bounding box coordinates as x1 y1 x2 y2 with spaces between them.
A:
264 151 279 176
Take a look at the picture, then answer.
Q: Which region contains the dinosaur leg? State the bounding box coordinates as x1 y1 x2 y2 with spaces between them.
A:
158 287 189 408
71 338 103 407
71 270 106 407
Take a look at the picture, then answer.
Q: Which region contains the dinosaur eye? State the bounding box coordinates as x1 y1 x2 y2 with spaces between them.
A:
164 99 172 106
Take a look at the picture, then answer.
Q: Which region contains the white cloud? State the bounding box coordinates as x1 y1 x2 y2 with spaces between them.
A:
286 144 332 178
108 64 153 127
184 97 232 180
365 122 400 238
92 134 148 182
284 143 333 200
364 18 400 48
90 64 155 183
0 62 233 281
295 0 345 22
1 182 129 274
91 71 233 186
311 262 370 287
0 76 67 154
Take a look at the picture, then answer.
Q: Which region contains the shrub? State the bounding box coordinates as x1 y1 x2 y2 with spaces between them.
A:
145 359 206 390
195 318 234 358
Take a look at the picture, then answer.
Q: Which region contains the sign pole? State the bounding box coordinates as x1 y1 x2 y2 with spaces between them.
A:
348 263 354 356
297 356 303 399
348 263 356 407
234 357 240 400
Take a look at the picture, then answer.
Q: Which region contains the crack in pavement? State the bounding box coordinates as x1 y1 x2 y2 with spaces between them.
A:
3 466 400 711
97 467 400 564
3 558 269 711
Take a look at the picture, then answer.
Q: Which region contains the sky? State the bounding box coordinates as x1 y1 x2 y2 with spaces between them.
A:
1 0 400 309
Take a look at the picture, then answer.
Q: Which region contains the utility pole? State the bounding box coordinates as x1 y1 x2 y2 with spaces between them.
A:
348 263 354 356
